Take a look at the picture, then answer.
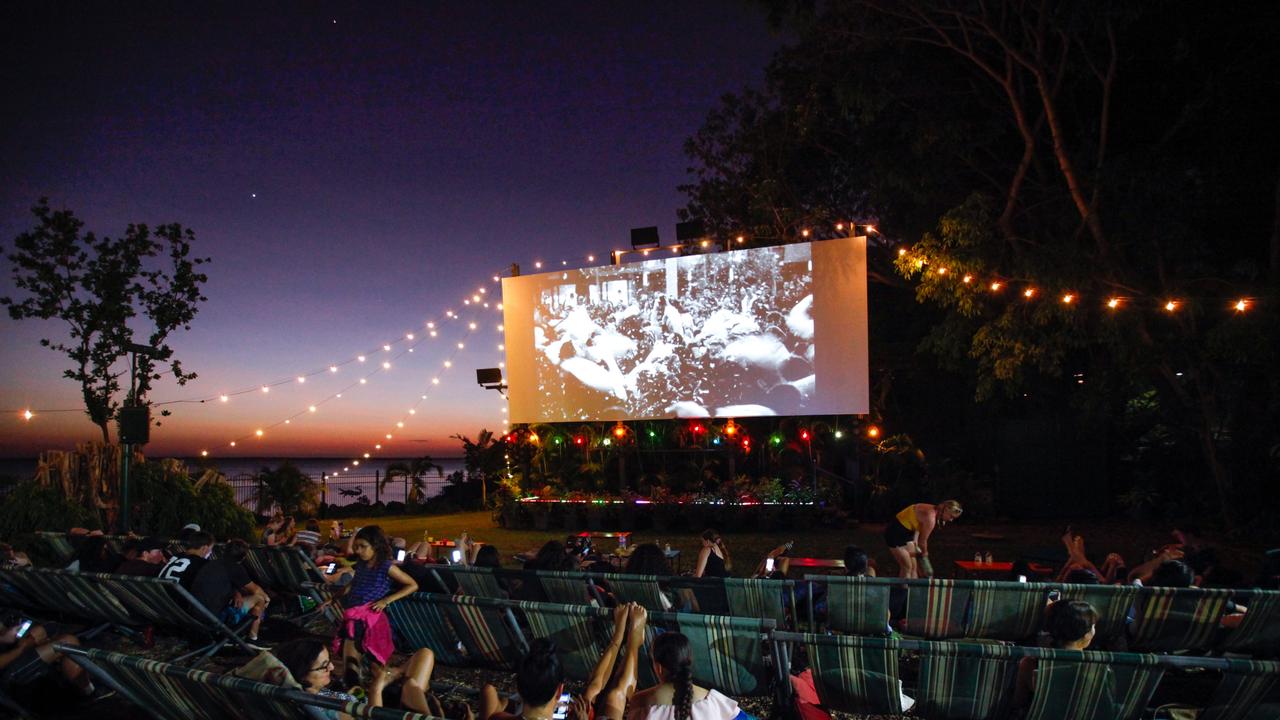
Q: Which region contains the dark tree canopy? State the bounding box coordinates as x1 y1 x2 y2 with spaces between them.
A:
2 199 210 443
681 1 1280 529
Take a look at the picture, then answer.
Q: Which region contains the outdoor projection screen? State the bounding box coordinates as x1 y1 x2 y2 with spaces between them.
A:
502 236 868 423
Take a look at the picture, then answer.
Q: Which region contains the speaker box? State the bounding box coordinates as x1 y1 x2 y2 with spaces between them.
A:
117 406 151 445
476 368 504 385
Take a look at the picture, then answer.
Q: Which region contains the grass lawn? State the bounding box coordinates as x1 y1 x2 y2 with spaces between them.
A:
331 510 1266 580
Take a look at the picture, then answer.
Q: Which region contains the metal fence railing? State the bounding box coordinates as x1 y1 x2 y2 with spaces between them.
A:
225 471 453 512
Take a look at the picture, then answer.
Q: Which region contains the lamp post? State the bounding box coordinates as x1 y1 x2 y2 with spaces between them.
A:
117 343 161 533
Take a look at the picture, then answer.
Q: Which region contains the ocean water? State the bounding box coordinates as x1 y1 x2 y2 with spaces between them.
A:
0 456 469 508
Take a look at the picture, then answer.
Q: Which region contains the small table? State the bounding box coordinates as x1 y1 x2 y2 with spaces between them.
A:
954 560 1054 578
787 557 846 573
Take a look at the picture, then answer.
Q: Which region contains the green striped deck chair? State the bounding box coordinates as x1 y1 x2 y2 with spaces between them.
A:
683 577 730 615
243 546 339 623
605 573 669 611
0 570 33 610
965 580 1050 641
1131 586 1231 653
670 611 775 696
450 566 510 599
534 570 597 606
723 578 791 627
902 579 971 639
801 633 903 715
1023 648 1164 720
1221 590 1280 657
812 576 892 635
914 640 1019 720
385 592 469 666
59 645 434 720
403 593 527 669
517 600 614 681
1199 658 1280 720
36 531 79 564
0 567 135 625
1056 582 1139 641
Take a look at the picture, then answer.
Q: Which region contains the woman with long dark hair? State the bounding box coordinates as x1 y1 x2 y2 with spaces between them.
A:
324 525 417 686
627 632 742 720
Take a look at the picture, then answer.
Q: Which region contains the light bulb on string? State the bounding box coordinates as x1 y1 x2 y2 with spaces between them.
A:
1233 299 1250 312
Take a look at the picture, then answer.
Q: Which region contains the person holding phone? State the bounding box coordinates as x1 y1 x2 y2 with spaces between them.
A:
0 615 96 699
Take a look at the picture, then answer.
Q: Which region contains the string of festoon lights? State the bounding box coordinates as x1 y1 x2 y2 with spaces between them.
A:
205 283 503 460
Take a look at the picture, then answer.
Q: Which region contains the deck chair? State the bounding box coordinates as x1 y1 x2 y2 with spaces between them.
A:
35 531 79 565
964 580 1050 641
901 579 971 639
1198 658 1280 720
1220 590 1280 657
1022 648 1165 720
797 633 905 715
58 644 434 720
1056 582 1139 642
914 640 1020 719
0 567 254 664
808 575 892 635
604 572 669 611
240 545 339 623
1131 586 1232 653
516 599 615 681
385 592 469 666
447 566 508 598
389 593 528 669
533 570 599 606
668 611 776 697
723 577 794 628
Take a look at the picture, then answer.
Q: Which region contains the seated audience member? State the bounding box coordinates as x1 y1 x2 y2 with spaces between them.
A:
694 530 730 579
1144 559 1248 628
0 543 31 570
515 540 576 602
323 526 418 686
485 604 648 720
473 544 502 569
262 514 286 546
295 520 323 552
844 546 872 577
68 535 123 574
113 537 168 577
266 637 438 718
627 631 744 720
751 543 792 579
161 532 272 644
624 544 676 610
0 615 96 699
1014 601 1097 709
280 516 299 546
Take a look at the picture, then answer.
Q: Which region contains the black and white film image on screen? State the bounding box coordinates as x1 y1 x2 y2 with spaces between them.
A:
524 243 822 420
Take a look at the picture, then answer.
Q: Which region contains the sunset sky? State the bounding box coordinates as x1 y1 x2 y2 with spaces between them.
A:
0 3 783 458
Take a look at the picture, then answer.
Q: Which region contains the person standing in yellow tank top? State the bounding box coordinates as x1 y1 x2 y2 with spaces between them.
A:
882 500 963 578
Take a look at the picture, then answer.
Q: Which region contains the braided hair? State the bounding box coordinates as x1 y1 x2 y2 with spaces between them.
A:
654 632 694 720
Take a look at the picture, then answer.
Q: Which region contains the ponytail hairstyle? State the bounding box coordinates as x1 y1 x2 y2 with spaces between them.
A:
354 525 391 567
654 632 694 720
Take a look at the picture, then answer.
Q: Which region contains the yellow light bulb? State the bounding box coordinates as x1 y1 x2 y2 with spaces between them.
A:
255 429 264 437
427 322 435 329
201 450 208 457
1107 297 1120 309
457 342 465 349
383 344 391 351
1061 294 1074 304
444 360 452 367
990 281 1002 291
230 441 236 447
396 421 404 428
432 378 440 384
357 355 366 362
836 223 844 231
22 409 34 421
962 274 973 283
297 376 305 383
898 248 907 256
382 361 391 369
469 322 477 329
1233 299 1249 312
736 235 744 243
801 229 810 237
385 433 392 439
937 267 948 275
1165 300 1179 312
1024 288 1036 299
587 255 595 261
359 378 367 384
261 386 270 393
329 366 337 373
309 405 317 412
406 333 414 340
220 395 229 402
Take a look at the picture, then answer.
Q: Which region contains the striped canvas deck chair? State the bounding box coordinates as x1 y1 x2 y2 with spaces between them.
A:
35 531 78 564
449 566 509 599
1131 586 1232 653
672 577 730 615
811 576 892 635
1221 590 1280 657
0 566 136 626
534 570 598 606
1198 658 1280 720
902 579 971 639
669 611 775 697
1022 648 1164 720
965 580 1050 641
517 600 615 681
914 640 1019 720
385 592 469 666
1056 582 1139 641
396 593 527 669
723 578 792 627
58 645 433 720
604 573 669 611
242 545 339 623
799 633 904 715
